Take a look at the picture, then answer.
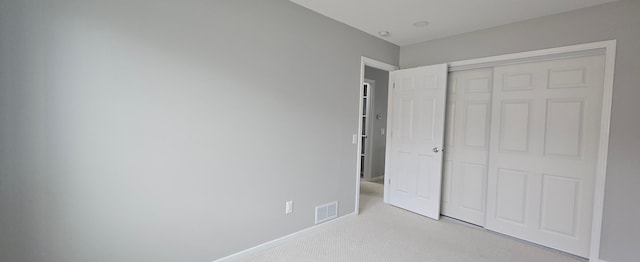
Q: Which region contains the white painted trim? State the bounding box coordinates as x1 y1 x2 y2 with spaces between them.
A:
445 40 616 262
213 213 356 262
588 40 616 262
449 49 605 72
357 57 398 216
449 40 613 71
362 79 376 181
383 71 394 205
363 57 399 72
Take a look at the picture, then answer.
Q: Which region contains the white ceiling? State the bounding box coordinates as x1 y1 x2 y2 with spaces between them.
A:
290 0 616 46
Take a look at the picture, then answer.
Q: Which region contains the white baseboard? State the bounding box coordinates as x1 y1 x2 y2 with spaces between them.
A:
213 213 355 262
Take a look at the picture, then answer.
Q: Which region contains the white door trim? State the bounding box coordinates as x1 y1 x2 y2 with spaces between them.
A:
449 41 612 72
356 57 399 215
363 57 400 72
446 40 616 262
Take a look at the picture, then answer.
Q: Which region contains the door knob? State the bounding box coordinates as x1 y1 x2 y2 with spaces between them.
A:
433 147 441 153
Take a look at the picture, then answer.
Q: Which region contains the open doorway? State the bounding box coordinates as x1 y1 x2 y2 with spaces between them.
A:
355 57 398 214
361 68 388 184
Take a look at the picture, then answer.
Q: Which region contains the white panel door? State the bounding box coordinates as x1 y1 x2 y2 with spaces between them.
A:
441 68 493 226
485 55 605 257
385 64 447 220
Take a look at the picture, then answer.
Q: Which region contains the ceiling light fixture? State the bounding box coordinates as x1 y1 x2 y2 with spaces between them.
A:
378 31 390 37
413 21 430 28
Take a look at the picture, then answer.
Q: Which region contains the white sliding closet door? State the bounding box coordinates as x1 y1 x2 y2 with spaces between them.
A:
485 55 606 257
442 68 493 226
385 64 447 220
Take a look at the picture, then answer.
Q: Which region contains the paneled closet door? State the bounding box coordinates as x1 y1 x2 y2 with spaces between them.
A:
441 68 493 226
485 55 606 257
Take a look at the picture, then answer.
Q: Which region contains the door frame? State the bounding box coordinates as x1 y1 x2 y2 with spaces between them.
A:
447 40 615 262
355 57 398 215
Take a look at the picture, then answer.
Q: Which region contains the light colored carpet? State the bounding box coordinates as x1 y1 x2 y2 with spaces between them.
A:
243 181 583 262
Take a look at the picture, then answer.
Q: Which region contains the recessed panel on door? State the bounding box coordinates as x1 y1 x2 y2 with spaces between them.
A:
548 67 587 89
395 152 412 193
495 168 528 225
418 97 437 142
460 164 486 212
398 97 414 150
499 101 530 153
417 155 435 200
503 73 533 91
544 99 585 158
541 174 580 237
464 102 490 149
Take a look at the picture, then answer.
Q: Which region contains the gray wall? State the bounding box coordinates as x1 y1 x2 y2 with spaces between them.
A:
0 0 399 261
400 1 640 261
364 66 389 180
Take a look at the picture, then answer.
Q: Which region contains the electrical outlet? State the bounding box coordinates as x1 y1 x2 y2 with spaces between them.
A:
285 201 293 214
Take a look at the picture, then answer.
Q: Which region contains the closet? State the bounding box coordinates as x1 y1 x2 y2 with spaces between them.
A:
441 54 606 257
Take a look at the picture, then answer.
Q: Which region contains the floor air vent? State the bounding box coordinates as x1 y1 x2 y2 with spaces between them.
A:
315 201 338 224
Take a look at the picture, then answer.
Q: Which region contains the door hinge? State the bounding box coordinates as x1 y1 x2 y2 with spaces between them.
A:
393 82 396 89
